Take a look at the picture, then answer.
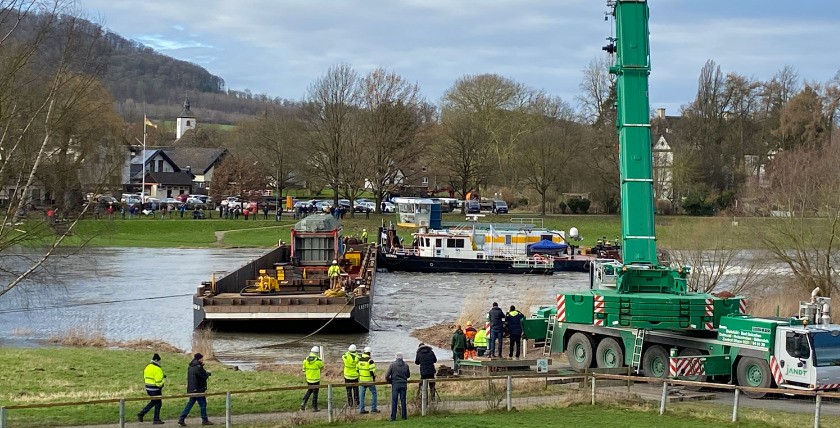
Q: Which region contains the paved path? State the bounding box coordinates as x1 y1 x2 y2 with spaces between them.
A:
213 224 291 245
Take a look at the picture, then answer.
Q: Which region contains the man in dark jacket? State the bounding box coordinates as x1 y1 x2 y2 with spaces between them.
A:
450 325 467 371
487 302 506 358
415 343 437 398
385 352 410 421
178 353 213 426
506 305 526 359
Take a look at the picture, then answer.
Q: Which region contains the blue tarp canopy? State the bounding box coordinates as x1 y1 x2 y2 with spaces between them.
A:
528 239 568 252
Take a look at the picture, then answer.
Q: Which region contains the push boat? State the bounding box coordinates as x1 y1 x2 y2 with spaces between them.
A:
193 214 376 332
380 197 620 274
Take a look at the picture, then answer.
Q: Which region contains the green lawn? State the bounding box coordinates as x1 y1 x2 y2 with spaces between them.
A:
1 347 829 428
15 210 832 249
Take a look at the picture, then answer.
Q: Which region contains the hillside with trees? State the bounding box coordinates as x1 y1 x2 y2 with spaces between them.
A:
8 8 281 125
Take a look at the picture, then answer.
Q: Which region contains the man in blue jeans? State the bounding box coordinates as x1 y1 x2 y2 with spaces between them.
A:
487 302 506 358
385 352 410 421
178 353 214 426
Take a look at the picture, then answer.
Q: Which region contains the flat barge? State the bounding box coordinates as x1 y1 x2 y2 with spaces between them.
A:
193 214 376 332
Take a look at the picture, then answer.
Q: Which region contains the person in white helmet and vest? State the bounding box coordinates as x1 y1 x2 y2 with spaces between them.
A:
357 346 380 414
343 344 360 407
328 259 341 289
301 346 324 412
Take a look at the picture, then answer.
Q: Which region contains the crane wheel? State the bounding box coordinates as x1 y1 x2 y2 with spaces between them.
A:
737 357 772 398
595 337 624 369
566 332 595 371
641 345 669 379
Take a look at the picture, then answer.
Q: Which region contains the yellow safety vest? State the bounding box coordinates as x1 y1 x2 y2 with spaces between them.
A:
474 329 488 348
328 265 340 277
303 353 325 383
143 363 165 388
342 351 359 380
357 354 376 382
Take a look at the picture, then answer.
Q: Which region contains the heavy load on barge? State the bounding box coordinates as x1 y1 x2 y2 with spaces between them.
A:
193 214 376 332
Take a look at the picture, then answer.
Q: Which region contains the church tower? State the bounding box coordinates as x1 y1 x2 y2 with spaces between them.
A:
176 97 196 139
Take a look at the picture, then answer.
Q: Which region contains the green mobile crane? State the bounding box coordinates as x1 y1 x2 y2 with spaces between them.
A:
523 0 840 396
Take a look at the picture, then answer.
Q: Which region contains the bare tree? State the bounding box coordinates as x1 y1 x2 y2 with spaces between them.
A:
576 55 613 124
754 140 840 296
441 74 537 187
304 64 359 207
238 105 304 204
0 4 121 299
516 97 579 215
358 68 427 212
436 112 492 210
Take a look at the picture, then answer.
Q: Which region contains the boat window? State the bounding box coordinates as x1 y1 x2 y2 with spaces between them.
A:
540 234 552 241
505 235 512 245
424 238 430 247
436 238 442 247
477 253 484 260
447 238 456 248
455 239 465 248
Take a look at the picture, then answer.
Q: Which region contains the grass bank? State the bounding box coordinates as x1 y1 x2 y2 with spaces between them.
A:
24 212 803 249
0 347 831 428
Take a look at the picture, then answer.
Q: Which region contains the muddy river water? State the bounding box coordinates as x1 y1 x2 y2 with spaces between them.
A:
0 247 594 367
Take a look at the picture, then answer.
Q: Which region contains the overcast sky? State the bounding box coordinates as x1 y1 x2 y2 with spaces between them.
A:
78 0 840 115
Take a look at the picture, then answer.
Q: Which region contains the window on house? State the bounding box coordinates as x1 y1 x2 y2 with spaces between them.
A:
157 160 163 171
421 167 427 173
186 120 191 126
422 177 428 184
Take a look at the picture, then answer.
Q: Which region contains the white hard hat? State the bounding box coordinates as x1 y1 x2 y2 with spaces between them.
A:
363 228 367 231
348 344 357 352
364 346 372 353
332 259 338 264
311 346 319 353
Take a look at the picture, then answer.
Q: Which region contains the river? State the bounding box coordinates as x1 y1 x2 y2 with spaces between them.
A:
0 247 591 368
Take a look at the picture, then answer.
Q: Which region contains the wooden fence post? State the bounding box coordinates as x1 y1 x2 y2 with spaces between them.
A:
659 381 668 415
731 388 740 422
119 399 126 428
506 376 512 411
327 385 333 423
225 392 232 428
421 380 428 416
814 394 822 428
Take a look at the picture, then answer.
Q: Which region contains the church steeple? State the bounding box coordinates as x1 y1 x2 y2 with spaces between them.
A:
176 96 196 140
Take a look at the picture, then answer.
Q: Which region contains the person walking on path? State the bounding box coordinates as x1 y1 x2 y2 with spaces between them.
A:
450 325 467 371
301 346 324 412
137 353 166 424
506 305 526 359
342 344 361 407
488 302 506 358
178 353 214 426
474 322 489 357
361 228 368 243
414 343 437 399
263 204 269 220
357 346 380 414
385 352 410 421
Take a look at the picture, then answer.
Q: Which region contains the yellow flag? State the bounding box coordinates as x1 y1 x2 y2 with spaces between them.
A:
144 115 157 129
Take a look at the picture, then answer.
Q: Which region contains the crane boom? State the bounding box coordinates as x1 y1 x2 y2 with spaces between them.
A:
610 0 657 267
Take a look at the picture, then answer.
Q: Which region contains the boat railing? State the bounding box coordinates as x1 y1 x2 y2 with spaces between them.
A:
390 247 420 256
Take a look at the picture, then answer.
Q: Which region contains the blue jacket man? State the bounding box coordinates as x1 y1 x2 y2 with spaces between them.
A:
506 305 526 359
487 302 506 358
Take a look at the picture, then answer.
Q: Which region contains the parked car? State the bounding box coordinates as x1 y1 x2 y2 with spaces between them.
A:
381 201 396 213
338 199 352 210
315 201 332 212
354 201 375 213
465 200 481 214
492 200 508 214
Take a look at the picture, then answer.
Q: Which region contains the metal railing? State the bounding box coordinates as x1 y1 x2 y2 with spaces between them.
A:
2 372 839 428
